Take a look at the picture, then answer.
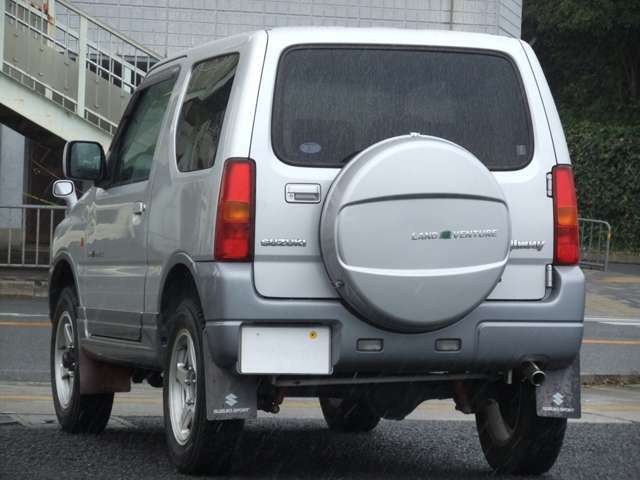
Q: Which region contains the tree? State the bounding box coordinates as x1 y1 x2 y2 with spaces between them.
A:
523 0 640 124
524 1 640 254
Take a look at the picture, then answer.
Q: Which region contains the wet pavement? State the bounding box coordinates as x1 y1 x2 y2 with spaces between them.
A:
1 402 639 480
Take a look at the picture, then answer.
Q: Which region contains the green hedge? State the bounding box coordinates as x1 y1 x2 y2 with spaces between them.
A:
565 122 640 253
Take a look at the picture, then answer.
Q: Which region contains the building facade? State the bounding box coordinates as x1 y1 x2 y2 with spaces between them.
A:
71 0 522 56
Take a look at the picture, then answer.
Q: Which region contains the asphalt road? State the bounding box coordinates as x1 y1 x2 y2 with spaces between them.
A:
581 317 640 376
2 381 639 478
1 415 639 479
1 296 638 382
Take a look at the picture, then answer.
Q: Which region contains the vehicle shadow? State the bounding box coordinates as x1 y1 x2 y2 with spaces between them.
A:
94 418 564 479
1 418 601 480
230 420 492 479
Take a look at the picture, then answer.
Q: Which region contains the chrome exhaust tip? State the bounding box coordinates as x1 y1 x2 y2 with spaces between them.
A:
522 361 546 387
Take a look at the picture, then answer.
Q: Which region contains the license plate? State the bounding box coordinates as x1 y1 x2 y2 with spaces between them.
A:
239 326 331 375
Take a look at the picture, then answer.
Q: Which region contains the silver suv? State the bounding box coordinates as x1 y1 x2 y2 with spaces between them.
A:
49 27 585 475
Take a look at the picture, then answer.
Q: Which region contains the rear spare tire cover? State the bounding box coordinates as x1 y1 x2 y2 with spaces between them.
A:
320 135 511 332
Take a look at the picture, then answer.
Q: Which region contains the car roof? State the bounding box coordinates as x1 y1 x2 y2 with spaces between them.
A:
266 26 520 49
160 26 523 67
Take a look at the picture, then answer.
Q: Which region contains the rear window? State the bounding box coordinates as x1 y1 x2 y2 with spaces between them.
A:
272 47 532 170
176 53 239 172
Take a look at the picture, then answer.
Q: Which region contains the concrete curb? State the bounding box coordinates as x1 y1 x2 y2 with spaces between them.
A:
0 279 47 298
581 374 640 386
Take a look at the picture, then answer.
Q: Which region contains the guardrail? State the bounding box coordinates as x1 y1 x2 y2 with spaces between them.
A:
0 0 161 135
579 218 611 271
0 205 66 268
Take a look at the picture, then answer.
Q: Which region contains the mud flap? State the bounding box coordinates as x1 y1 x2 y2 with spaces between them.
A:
79 348 131 394
536 356 581 418
203 329 257 420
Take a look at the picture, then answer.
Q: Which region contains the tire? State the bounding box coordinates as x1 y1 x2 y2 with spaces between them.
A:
51 286 114 434
319 396 381 433
163 296 244 475
475 381 567 475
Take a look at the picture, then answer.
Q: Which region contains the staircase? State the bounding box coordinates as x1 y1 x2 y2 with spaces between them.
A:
0 0 162 269
0 0 162 148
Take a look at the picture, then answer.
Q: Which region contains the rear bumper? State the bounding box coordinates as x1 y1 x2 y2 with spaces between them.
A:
197 263 584 374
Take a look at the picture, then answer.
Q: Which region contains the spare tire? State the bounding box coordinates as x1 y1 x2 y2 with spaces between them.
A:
320 135 511 332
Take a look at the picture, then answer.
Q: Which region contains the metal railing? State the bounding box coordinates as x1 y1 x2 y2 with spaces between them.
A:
0 208 616 271
579 218 611 271
0 205 66 268
0 0 162 135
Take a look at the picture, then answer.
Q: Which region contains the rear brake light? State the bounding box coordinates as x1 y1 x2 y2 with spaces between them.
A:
214 158 255 261
552 165 580 265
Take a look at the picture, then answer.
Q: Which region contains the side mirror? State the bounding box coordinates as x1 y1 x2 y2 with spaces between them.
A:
52 179 77 208
63 140 106 181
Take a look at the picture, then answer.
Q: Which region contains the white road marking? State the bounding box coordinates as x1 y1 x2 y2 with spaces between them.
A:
585 316 640 324
599 321 640 327
0 312 48 318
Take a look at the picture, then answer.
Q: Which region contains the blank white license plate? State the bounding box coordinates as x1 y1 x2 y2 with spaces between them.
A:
239 326 331 375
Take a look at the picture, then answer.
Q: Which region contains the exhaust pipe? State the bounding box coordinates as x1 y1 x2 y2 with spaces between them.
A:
522 361 546 387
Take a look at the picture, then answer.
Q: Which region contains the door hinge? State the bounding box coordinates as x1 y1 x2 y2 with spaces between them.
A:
545 264 553 288
546 172 553 197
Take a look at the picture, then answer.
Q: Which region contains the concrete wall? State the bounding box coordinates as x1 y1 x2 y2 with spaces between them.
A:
0 126 25 210
71 0 522 57
497 0 522 38
0 126 25 249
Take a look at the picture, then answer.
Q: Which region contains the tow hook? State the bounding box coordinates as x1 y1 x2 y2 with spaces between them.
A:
522 361 546 387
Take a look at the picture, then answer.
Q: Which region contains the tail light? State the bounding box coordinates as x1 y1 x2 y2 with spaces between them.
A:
552 165 580 265
214 158 255 261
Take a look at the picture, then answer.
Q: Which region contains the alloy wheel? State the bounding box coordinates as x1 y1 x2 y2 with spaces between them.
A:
168 329 198 445
54 311 76 409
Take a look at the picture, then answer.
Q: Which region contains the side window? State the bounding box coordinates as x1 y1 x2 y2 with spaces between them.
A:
109 75 177 186
176 53 239 172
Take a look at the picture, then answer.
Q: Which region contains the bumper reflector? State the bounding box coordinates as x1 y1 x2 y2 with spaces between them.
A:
436 339 461 352
357 338 383 352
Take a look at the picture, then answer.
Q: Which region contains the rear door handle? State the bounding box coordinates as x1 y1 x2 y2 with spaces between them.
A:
133 202 146 215
285 184 321 204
